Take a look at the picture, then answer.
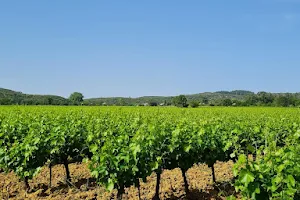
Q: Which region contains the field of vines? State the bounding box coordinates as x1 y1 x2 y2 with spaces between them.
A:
0 106 300 200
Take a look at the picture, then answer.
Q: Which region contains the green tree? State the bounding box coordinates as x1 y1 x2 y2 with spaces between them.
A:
47 97 53 105
0 98 11 105
189 101 199 108
274 94 295 107
221 98 232 106
69 92 84 105
172 95 188 107
116 98 126 106
201 97 209 105
149 102 158 106
257 91 275 105
245 94 259 106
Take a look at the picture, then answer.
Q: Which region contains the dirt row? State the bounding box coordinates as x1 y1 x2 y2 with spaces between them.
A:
0 161 236 200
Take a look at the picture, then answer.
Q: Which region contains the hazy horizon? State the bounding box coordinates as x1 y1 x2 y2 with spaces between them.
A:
2 86 300 99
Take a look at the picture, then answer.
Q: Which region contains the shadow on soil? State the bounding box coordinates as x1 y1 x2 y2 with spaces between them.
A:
29 177 97 197
29 179 236 200
164 181 236 200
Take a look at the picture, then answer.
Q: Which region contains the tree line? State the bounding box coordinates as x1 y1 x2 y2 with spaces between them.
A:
1 88 300 107
175 92 300 108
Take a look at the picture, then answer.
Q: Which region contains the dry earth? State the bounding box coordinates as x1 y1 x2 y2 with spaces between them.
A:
0 161 236 200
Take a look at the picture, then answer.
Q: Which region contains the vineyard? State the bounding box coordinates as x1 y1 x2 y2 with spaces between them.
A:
0 106 300 200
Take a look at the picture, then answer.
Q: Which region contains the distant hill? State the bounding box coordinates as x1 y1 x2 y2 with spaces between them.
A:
1 87 299 107
84 90 255 105
0 88 69 105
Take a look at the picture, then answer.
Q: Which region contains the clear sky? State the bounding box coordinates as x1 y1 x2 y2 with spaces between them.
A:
0 0 299 98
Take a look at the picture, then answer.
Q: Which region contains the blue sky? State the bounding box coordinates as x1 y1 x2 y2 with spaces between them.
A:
0 0 299 98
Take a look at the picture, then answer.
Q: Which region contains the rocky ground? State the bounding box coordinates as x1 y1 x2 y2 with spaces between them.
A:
0 161 237 200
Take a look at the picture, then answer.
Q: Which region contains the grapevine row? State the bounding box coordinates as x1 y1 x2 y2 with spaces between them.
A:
0 106 300 199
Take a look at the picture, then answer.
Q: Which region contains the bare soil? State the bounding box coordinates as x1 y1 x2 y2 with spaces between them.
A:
0 161 236 200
